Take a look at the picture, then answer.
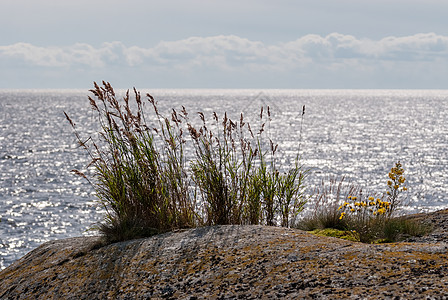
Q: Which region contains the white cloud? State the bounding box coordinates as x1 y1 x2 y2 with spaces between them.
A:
374 33 448 60
0 42 126 68
3 33 447 69
123 35 283 70
1 33 448 88
283 32 448 62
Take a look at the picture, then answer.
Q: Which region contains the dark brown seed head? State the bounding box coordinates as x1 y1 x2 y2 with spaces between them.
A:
64 112 75 127
259 123 265 134
88 96 99 111
223 112 228 126
248 123 254 138
181 106 188 117
198 112 205 123
70 169 87 179
188 124 201 139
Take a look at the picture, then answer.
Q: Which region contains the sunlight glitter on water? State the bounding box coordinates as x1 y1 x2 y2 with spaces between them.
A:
1 88 447 270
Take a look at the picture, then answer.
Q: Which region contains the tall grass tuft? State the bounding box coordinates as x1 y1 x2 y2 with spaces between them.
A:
66 81 308 242
65 82 195 242
187 107 308 226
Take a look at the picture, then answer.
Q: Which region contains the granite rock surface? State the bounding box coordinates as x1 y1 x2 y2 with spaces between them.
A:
2 211 448 299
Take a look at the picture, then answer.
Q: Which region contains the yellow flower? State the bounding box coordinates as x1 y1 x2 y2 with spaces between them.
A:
394 185 399 190
399 176 405 184
377 208 386 215
350 208 355 212
402 187 408 191
352 196 357 200
387 180 393 186
368 196 374 201
339 212 346 220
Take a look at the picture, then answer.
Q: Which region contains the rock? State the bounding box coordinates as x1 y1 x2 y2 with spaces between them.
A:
1 224 448 299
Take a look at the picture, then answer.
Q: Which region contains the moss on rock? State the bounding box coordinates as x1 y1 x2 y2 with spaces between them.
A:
310 228 359 242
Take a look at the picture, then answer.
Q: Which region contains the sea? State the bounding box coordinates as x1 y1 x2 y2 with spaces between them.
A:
1 89 448 270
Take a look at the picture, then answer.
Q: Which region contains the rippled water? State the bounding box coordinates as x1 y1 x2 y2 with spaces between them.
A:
1 89 447 269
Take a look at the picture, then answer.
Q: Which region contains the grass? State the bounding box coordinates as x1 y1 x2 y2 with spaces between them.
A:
297 162 431 243
381 216 432 243
65 82 196 242
66 81 308 242
66 81 431 244
296 176 359 231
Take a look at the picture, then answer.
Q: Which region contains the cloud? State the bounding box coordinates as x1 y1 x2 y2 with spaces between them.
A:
374 33 448 61
123 35 292 71
0 41 126 68
1 33 448 88
3 33 447 69
283 32 448 61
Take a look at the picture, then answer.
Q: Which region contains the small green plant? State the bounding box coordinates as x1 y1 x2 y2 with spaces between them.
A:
296 176 359 231
337 161 429 243
381 216 431 242
299 161 429 243
338 192 390 243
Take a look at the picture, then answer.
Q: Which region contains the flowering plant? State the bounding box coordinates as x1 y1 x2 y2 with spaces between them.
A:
337 161 408 242
386 161 407 216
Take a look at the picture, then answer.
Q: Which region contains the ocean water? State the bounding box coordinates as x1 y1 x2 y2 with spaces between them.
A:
1 89 448 270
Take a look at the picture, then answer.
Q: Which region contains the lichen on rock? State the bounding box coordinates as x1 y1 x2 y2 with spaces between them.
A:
1 219 448 299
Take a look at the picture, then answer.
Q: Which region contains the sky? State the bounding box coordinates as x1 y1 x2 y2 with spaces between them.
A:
1 0 448 89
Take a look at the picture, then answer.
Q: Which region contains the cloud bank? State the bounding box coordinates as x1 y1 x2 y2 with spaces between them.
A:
1 33 448 88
